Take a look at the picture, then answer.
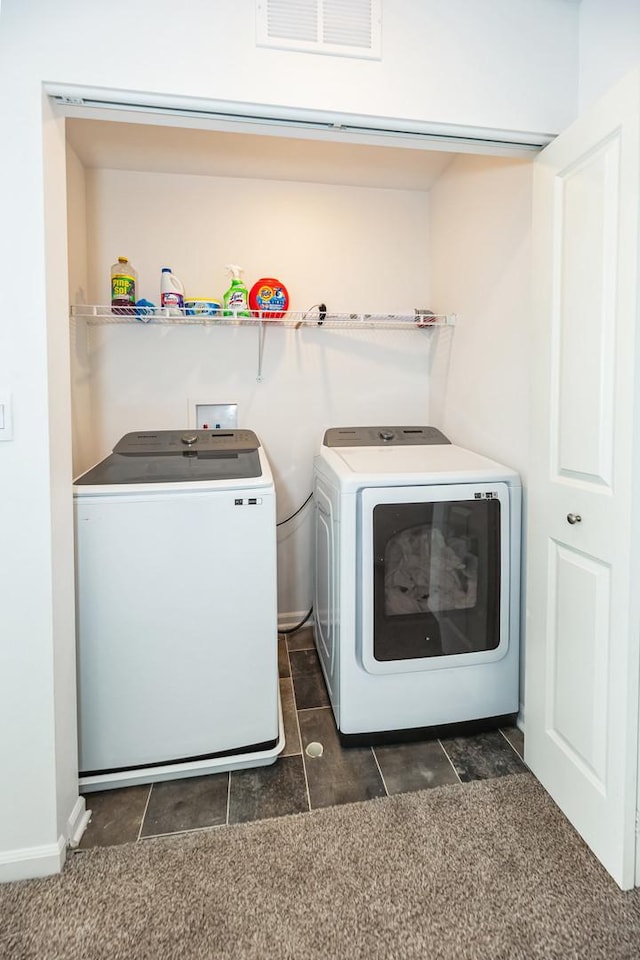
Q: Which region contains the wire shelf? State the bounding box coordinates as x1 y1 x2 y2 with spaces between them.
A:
70 305 455 329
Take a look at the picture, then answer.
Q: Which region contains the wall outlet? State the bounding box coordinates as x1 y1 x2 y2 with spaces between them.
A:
193 402 238 430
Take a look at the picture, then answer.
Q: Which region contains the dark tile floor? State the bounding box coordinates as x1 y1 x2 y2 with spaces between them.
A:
77 627 527 850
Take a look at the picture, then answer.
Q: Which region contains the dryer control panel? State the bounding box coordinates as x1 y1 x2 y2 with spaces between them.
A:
323 426 450 447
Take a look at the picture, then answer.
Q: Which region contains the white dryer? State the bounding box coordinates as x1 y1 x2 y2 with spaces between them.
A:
313 426 522 742
74 428 283 791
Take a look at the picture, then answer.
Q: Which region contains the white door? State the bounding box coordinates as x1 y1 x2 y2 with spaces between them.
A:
525 68 640 890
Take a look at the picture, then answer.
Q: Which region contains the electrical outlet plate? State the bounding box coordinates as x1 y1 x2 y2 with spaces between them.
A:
192 402 238 430
0 391 13 441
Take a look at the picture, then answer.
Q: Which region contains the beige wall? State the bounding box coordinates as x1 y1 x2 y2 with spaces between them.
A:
71 164 436 615
429 153 534 711
429 155 533 475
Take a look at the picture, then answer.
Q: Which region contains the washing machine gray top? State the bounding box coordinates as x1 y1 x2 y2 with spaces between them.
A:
75 429 262 485
323 426 450 447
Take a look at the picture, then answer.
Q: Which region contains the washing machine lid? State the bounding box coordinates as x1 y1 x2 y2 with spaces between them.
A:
75 429 263 485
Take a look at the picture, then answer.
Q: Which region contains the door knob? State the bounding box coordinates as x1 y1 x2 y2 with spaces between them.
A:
567 513 582 525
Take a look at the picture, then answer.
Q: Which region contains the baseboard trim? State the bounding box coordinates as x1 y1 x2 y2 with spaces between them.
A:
0 837 65 883
0 796 89 882
67 795 90 849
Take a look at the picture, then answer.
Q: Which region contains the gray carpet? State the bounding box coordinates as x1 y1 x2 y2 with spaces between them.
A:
2 773 640 960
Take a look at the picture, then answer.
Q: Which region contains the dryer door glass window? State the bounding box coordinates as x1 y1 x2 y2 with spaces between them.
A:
372 499 500 661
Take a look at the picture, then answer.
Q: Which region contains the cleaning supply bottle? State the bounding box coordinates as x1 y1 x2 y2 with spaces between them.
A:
160 267 185 315
223 264 250 317
111 257 137 314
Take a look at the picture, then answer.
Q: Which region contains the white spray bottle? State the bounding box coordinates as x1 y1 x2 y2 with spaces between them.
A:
223 265 250 317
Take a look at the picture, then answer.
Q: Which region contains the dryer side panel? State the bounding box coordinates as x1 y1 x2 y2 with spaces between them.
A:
313 481 337 705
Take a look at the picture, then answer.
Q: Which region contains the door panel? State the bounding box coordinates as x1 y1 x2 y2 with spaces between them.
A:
547 541 610 788
526 67 640 890
554 138 618 486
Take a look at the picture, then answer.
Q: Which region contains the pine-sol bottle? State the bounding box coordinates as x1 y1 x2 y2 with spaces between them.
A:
111 257 137 315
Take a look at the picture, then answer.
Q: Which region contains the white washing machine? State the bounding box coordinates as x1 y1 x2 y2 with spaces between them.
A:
313 426 522 742
74 428 283 791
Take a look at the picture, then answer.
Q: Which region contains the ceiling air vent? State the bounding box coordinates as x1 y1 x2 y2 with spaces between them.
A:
256 0 382 60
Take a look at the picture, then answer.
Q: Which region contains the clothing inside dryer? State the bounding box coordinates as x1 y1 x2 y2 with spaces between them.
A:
373 498 501 660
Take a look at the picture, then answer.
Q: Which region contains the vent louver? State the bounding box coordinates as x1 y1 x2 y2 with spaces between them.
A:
256 0 382 60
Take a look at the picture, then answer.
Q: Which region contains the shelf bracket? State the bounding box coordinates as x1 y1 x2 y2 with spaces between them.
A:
257 317 266 382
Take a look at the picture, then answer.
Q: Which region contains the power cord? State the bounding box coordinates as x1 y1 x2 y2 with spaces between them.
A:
279 607 313 637
276 492 313 527
295 302 327 328
276 495 313 634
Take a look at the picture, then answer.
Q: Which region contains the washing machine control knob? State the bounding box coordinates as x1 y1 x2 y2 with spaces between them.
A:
379 431 395 442
181 434 199 445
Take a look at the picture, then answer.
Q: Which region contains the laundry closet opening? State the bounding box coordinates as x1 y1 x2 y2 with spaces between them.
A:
63 103 534 645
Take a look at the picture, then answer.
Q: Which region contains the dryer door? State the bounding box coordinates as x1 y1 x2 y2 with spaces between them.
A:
358 482 511 675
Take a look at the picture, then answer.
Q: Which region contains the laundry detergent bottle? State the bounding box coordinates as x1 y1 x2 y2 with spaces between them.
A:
160 267 185 315
223 264 250 317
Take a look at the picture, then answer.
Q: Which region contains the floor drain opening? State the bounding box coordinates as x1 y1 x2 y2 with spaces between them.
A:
305 741 324 758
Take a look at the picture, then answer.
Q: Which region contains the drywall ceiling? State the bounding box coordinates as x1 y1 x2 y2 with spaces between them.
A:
65 118 454 191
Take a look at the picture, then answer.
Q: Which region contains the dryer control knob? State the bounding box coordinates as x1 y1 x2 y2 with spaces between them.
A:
379 431 395 442
181 434 198 445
